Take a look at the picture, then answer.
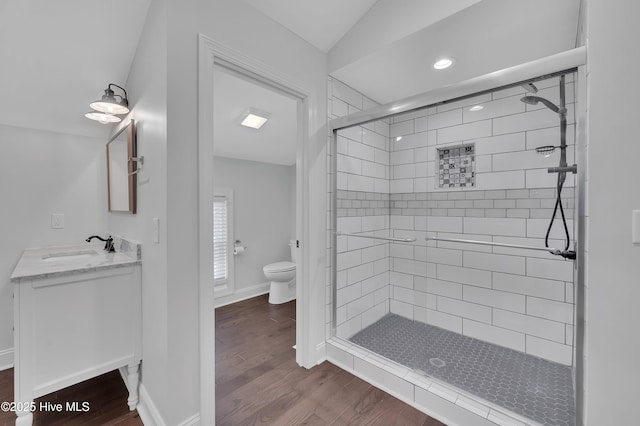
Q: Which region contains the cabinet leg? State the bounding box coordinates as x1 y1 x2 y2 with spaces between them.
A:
15 407 33 426
126 362 140 410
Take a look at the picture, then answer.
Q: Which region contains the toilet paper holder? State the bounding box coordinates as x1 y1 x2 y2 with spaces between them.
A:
233 240 247 255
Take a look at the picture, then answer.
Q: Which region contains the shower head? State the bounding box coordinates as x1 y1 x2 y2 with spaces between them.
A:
535 145 558 157
520 82 538 93
520 95 565 115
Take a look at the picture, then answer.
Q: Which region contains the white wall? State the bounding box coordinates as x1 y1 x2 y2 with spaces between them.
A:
584 0 640 424
166 0 327 423
213 156 295 293
0 124 107 368
106 0 169 420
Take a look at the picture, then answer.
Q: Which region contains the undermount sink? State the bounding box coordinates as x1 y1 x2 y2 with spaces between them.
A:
41 250 99 262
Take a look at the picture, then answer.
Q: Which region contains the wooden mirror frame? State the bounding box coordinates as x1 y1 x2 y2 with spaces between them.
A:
106 120 137 214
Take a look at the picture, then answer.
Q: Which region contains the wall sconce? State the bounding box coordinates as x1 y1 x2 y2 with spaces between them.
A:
85 83 129 124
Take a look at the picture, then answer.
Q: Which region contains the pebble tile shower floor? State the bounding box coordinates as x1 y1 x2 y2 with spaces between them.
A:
349 314 575 426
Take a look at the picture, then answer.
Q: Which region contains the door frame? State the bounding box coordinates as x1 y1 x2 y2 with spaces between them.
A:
197 34 315 425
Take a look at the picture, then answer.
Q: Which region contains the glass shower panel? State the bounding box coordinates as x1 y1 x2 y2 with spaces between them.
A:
332 72 579 426
333 119 392 341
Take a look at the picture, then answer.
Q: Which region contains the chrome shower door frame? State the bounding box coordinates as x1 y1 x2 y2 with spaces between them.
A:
329 45 587 370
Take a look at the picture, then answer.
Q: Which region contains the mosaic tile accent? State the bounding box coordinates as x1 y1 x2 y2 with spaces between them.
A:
350 314 575 426
438 144 476 188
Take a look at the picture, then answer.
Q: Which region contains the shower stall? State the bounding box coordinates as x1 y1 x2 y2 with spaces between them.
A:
327 49 585 426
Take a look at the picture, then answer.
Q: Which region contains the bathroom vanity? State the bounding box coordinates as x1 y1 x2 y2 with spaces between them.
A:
10 238 142 426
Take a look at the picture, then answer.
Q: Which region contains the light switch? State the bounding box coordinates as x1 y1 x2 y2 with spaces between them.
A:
51 214 64 229
153 218 160 243
633 210 640 244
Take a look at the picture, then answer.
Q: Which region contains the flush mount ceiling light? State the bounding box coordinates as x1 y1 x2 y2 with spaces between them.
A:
433 58 454 70
85 83 129 124
396 136 403 142
469 105 484 112
240 108 271 129
84 111 121 124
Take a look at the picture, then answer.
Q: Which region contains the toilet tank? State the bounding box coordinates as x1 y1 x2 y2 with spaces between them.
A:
289 240 297 262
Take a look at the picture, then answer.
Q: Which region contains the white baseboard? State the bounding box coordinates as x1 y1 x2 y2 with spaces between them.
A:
137 383 166 426
0 347 14 371
119 368 200 426
134 381 200 426
214 282 270 308
178 414 201 426
116 369 165 426
315 341 326 365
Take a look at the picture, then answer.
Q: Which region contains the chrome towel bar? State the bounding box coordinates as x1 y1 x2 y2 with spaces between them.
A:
335 232 416 243
425 236 563 255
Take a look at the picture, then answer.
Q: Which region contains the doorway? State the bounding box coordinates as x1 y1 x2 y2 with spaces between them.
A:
197 35 313 425
211 64 299 308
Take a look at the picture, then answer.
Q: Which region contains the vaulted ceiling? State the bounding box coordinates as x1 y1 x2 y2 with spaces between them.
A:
0 0 151 138
0 0 581 166
328 0 581 104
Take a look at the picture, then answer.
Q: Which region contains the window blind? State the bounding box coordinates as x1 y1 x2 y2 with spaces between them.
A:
213 196 228 282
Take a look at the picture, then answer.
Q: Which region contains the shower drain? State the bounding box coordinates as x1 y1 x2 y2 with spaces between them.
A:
429 357 446 368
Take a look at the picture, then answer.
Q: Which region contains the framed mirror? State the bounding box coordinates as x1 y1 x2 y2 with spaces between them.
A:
107 120 137 213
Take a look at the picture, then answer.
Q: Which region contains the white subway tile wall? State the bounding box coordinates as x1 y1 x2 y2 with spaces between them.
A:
328 75 576 366
330 77 392 342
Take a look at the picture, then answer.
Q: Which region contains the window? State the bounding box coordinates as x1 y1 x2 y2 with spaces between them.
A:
213 195 229 284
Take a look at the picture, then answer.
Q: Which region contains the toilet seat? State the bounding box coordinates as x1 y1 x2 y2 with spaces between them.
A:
263 261 295 273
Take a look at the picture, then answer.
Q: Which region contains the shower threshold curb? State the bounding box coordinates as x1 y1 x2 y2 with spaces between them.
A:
326 336 544 426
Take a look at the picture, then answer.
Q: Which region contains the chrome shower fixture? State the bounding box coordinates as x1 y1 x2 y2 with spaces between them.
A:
520 95 566 115
520 82 538 93
526 74 576 260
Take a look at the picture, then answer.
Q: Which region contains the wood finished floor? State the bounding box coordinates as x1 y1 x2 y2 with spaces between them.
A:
216 294 445 425
1 294 444 426
0 368 142 426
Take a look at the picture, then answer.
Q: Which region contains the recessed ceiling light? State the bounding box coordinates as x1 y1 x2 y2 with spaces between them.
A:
240 108 270 129
469 105 484 112
433 58 454 70
396 136 402 142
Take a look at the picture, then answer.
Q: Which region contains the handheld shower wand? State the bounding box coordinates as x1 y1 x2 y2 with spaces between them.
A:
520 76 575 260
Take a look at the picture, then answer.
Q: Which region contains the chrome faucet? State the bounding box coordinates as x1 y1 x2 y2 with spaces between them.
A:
85 235 115 253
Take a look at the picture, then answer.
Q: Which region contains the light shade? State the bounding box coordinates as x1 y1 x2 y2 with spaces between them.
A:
85 111 121 124
88 84 130 115
90 99 129 115
469 105 484 111
240 108 270 129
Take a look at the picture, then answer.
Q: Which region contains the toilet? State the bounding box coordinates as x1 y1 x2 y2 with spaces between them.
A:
263 240 296 304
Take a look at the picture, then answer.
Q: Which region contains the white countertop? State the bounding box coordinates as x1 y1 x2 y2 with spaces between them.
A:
11 239 141 281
